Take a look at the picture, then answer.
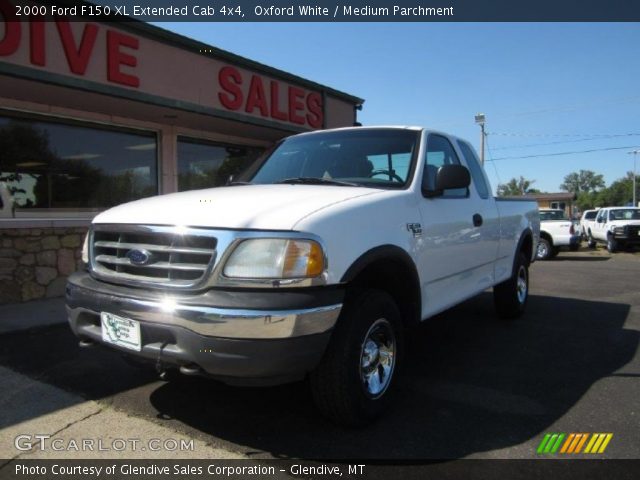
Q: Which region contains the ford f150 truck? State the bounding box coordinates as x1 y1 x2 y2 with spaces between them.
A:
536 209 581 260
588 206 640 252
66 127 540 426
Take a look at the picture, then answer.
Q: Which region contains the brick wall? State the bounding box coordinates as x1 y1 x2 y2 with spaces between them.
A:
0 227 87 304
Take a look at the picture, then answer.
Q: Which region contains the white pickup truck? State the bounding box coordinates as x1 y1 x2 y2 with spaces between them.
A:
536 209 581 260
66 126 539 425
588 206 640 252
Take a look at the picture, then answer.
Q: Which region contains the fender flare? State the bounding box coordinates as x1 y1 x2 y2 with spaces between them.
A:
516 228 534 269
340 245 421 325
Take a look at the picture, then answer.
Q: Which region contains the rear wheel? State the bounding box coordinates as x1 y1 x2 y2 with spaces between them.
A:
494 252 529 319
536 238 552 260
310 289 403 427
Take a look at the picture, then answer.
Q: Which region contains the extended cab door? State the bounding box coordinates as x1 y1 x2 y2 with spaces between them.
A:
416 134 500 318
593 209 608 240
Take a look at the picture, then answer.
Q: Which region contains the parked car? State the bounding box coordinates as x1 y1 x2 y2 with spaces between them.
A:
588 207 640 252
579 209 598 241
537 209 581 260
66 126 539 426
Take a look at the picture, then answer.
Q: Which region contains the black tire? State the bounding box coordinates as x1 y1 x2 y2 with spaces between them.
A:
536 238 552 260
494 252 529 319
310 289 403 427
587 232 596 249
607 235 618 253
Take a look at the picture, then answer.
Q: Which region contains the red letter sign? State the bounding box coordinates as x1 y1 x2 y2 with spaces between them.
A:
0 0 20 56
287 87 306 125
245 75 269 117
107 30 140 87
56 21 98 75
218 66 243 110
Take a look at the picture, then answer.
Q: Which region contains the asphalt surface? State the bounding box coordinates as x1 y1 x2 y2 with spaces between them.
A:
0 248 638 460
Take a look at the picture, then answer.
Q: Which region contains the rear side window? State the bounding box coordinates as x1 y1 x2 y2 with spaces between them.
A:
457 141 490 199
585 211 597 220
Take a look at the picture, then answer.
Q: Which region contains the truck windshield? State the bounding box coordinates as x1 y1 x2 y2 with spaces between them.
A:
609 208 640 221
540 210 568 221
248 129 420 189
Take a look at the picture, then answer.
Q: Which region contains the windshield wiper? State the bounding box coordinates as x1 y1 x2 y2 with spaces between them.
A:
276 177 360 187
227 181 252 186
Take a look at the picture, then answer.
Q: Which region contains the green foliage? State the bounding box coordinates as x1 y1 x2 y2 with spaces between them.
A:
497 176 537 196
559 169 605 194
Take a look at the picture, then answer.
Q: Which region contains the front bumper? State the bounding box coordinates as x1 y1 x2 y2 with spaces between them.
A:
611 231 640 244
66 272 343 384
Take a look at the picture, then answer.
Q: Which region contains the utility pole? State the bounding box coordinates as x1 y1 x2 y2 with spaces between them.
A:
628 150 639 207
475 113 486 165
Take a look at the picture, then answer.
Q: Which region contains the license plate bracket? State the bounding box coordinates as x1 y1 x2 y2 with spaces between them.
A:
101 312 141 352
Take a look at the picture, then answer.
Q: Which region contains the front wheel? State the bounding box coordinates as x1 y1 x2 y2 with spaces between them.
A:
310 289 403 427
587 233 596 249
536 238 552 260
494 252 529 319
607 235 618 253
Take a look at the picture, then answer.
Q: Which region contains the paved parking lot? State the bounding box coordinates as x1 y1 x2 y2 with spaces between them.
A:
0 248 638 460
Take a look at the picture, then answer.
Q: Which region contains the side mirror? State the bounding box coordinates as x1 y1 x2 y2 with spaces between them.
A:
423 164 471 198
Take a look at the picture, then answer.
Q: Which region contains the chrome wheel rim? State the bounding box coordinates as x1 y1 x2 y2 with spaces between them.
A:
516 265 528 304
360 318 396 399
536 242 548 259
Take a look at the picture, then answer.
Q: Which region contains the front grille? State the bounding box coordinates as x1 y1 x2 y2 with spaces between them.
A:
91 226 217 287
627 225 640 237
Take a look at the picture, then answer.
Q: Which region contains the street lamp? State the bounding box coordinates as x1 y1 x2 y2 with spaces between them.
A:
628 150 639 207
475 113 486 165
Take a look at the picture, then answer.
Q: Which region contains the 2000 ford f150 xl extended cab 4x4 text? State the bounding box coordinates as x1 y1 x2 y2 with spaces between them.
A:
66 127 540 425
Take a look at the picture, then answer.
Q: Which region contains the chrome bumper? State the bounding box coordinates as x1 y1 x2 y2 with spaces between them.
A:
65 272 342 340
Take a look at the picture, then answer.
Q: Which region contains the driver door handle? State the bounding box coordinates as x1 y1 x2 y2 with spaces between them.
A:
473 213 483 227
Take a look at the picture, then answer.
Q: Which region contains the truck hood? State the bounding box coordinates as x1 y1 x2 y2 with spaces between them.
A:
93 184 384 230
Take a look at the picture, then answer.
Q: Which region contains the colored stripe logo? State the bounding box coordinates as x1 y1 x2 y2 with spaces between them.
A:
537 433 613 454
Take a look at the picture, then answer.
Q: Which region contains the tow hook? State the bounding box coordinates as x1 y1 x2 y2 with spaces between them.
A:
78 338 95 348
155 341 169 377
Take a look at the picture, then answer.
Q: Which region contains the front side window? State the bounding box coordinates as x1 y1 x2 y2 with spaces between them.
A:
0 114 157 211
248 129 419 189
423 134 467 197
177 138 263 191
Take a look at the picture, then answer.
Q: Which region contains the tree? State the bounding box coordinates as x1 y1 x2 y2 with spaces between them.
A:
559 169 605 194
595 171 637 207
497 176 537 196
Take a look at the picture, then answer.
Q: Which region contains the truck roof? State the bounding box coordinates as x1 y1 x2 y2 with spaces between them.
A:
291 126 472 145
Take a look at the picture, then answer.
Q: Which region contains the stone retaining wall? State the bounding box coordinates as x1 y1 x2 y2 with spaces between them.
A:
0 228 86 304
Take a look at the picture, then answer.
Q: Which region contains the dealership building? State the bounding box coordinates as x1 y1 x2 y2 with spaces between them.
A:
0 3 363 303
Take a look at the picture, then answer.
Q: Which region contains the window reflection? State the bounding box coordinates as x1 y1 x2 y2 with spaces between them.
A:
177 138 263 191
0 115 157 210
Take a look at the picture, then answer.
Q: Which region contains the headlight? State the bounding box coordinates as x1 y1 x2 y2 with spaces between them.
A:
223 239 324 279
81 232 89 264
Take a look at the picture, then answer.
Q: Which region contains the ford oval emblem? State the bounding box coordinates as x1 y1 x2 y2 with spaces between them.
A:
126 249 153 266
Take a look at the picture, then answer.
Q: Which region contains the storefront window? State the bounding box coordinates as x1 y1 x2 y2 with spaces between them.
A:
177 137 263 191
0 114 157 212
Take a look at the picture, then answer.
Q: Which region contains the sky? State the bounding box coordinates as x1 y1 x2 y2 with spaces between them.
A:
155 22 640 194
